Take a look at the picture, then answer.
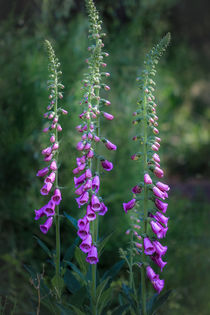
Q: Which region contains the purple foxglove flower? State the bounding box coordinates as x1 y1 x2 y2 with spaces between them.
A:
155 199 168 213
77 141 85 151
156 181 170 192
34 206 46 220
153 127 159 135
131 185 142 194
144 173 153 184
76 124 83 132
45 172 56 184
94 135 100 142
155 162 160 168
36 167 49 177
77 222 90 240
75 184 85 195
74 173 86 187
151 255 167 272
50 160 57 171
85 169 92 178
61 109 68 115
51 123 56 129
153 186 165 199
104 85 110 91
154 211 169 226
40 217 53 234
155 136 161 142
42 147 52 156
52 188 62 205
152 144 159 151
57 124 62 132
150 221 168 239
40 182 53 195
123 198 136 214
144 237 156 255
76 191 89 208
86 204 97 221
73 167 80 175
135 242 142 249
101 159 113 171
98 202 108 216
153 153 160 163
78 216 88 229
83 179 91 190
43 127 49 133
153 240 167 257
53 117 58 123
91 195 101 211
78 163 86 172
88 132 93 139
154 167 164 178
44 200 56 216
154 141 160 148
80 234 92 253
77 156 86 166
84 142 91 150
44 154 53 162
52 142 59 150
92 176 100 193
105 140 117 151
152 278 164 294
86 245 99 264
87 150 94 158
146 266 158 282
103 112 114 120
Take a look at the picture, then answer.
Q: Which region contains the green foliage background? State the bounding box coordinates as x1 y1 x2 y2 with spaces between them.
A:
0 0 209 314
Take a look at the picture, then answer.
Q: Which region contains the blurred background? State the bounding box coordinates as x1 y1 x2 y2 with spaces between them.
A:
0 0 209 314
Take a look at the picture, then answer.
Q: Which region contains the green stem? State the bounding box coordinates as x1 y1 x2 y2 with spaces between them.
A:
54 68 61 298
141 90 148 315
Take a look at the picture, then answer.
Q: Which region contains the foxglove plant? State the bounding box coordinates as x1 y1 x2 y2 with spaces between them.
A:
72 0 116 312
122 33 171 315
35 40 67 297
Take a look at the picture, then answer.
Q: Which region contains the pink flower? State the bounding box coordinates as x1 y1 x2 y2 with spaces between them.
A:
40 217 53 234
50 160 57 171
131 185 142 194
92 176 100 193
144 237 156 255
156 181 170 192
144 173 153 184
101 160 113 171
105 140 117 151
76 191 89 208
103 112 114 120
153 153 160 163
80 234 92 253
34 206 46 220
86 204 96 221
153 186 165 199
154 167 164 178
153 241 167 257
155 199 168 213
153 211 169 226
44 200 56 217
151 255 167 272
36 167 49 177
91 195 101 211
98 202 108 216
123 199 136 213
40 182 53 195
77 222 90 240
77 141 85 151
52 188 62 205
44 172 56 184
50 135 55 143
150 221 168 239
86 246 99 264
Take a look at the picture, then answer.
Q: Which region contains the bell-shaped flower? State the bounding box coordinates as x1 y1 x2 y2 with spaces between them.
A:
52 188 62 205
91 195 101 211
79 234 92 253
44 200 56 217
40 217 53 234
98 202 108 216
144 237 156 255
86 245 99 264
77 222 90 240
86 204 96 221
153 240 167 257
144 174 152 184
123 198 136 214
92 176 100 193
101 160 113 171
155 199 168 213
36 167 49 177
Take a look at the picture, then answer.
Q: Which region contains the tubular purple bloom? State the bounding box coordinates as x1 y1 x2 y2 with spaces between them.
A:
40 217 53 234
44 200 56 217
103 112 114 120
156 181 170 192
45 172 56 184
153 241 167 257
152 278 164 294
86 245 99 264
101 159 113 171
52 188 62 205
76 191 89 208
155 199 168 213
144 173 153 184
77 222 90 240
150 221 168 239
80 234 92 253
146 266 158 282
86 205 97 221
91 195 101 211
42 147 52 156
78 216 88 229
151 255 167 272
34 206 46 220
153 153 160 163
85 168 92 178
98 202 108 216
84 179 92 190
36 167 49 177
50 160 57 171
123 199 136 213
77 141 85 151
75 184 85 196
131 185 142 194
74 173 86 187
154 167 164 178
153 186 165 199
153 211 169 226
144 237 156 255
92 176 100 193
105 140 117 151
40 182 53 195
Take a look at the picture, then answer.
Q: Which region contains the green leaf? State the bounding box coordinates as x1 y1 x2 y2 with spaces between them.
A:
64 269 81 293
98 288 112 315
96 277 111 307
75 246 88 275
33 236 52 258
98 233 113 257
56 303 75 315
147 293 159 314
64 260 87 283
51 274 65 297
101 260 124 282
64 212 78 229
69 286 87 307
112 304 130 315
69 305 86 315
150 290 172 314
63 237 80 262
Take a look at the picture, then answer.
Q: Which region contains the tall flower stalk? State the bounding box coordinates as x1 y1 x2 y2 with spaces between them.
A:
35 40 67 298
122 33 171 315
73 0 116 312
